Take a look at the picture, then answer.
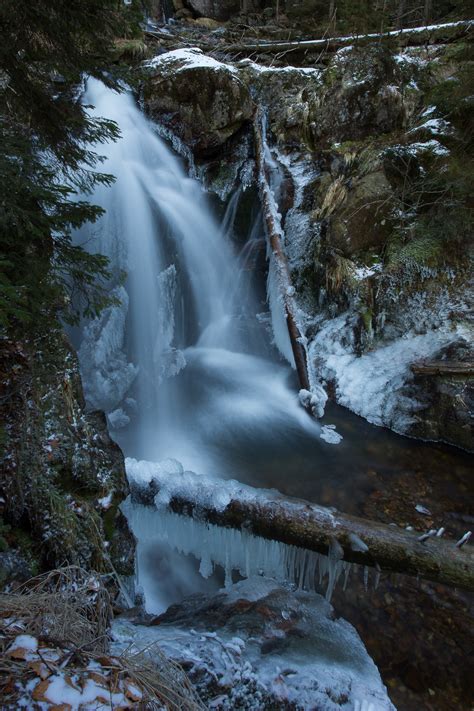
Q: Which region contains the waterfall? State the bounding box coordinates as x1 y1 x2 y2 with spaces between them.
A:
76 79 319 468
75 79 325 610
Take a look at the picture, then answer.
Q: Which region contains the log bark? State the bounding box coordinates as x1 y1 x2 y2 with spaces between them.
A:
132 479 474 591
253 109 310 391
411 361 474 376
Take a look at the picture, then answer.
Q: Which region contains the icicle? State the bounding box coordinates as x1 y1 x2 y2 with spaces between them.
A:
342 561 352 591
455 531 472 548
348 532 369 553
325 538 344 601
123 500 351 598
374 563 381 591
363 566 369 592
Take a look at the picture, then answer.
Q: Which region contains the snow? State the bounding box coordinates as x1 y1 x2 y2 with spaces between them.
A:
41 674 128 709
146 47 237 74
97 492 113 509
239 58 321 76
308 312 468 432
266 19 473 48
126 457 264 512
299 386 328 418
112 577 396 711
409 117 452 136
320 424 343 445
353 264 382 281
8 635 38 655
406 139 450 156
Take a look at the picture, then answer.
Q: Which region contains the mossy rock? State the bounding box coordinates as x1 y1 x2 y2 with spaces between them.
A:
143 49 254 157
0 324 135 580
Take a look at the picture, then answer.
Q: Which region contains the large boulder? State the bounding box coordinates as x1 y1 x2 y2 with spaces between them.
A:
143 49 254 157
309 46 407 145
185 0 240 20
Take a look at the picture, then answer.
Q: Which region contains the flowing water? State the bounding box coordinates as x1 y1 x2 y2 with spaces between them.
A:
77 79 321 478
74 79 473 710
75 78 472 599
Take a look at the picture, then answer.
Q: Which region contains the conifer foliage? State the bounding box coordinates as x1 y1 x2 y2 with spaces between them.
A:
0 1 139 328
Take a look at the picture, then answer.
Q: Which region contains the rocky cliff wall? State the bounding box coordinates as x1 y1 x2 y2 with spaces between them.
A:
141 35 473 450
0 323 135 588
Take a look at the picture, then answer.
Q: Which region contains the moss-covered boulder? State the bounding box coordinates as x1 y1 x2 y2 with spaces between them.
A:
0 326 135 582
186 0 240 20
143 48 254 157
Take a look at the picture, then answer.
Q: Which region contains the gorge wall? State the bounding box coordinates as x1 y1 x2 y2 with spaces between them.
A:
141 33 473 450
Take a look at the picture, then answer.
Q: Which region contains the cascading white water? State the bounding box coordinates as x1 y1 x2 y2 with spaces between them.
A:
75 79 326 610
77 79 319 469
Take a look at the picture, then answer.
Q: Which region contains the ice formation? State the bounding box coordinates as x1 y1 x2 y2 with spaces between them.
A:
112 577 396 711
299 386 328 418
307 311 470 432
78 287 138 413
123 497 347 610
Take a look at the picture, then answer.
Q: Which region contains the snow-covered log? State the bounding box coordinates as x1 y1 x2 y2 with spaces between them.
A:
220 20 473 58
253 110 310 391
129 464 474 592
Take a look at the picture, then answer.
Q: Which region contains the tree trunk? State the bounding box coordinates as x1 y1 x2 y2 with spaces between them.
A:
397 0 405 30
411 361 474 376
130 475 474 592
253 110 310 392
424 0 433 25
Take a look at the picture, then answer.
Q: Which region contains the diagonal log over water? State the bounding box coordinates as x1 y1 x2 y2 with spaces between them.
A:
254 109 310 392
131 475 474 592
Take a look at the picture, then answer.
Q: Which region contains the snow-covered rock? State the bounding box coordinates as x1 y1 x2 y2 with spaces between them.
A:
112 577 396 710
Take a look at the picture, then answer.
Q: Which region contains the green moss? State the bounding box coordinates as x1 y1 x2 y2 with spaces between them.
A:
360 306 373 333
386 235 444 273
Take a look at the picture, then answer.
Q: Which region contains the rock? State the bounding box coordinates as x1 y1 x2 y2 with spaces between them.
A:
409 339 474 451
185 0 240 21
310 46 406 145
192 16 221 28
143 49 254 157
0 327 135 581
0 551 33 589
323 167 394 255
113 578 396 710
175 7 193 19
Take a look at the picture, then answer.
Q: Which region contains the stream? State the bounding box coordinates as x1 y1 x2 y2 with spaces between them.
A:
74 79 472 710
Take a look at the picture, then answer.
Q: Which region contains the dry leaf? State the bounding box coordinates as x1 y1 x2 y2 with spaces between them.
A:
28 660 52 680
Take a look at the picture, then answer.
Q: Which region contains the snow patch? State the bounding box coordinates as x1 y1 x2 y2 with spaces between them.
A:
146 47 237 74
299 386 328 419
320 425 343 445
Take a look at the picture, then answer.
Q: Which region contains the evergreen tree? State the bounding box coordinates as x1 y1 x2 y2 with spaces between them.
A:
0 0 141 328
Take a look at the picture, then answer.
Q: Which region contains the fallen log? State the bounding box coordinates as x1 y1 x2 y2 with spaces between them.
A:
129 469 474 592
411 360 474 376
253 109 310 391
218 19 473 58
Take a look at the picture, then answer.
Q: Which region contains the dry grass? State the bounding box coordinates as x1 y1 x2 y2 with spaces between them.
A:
0 565 111 653
0 566 205 710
